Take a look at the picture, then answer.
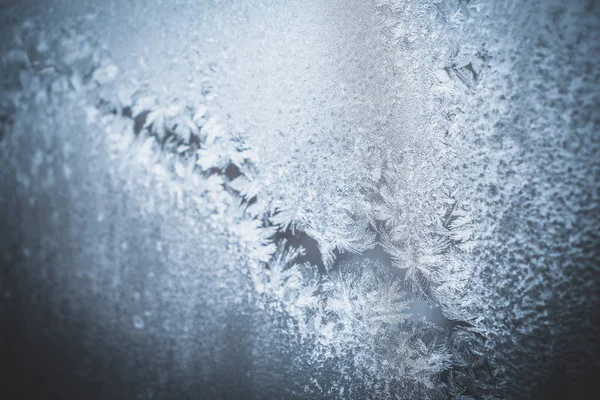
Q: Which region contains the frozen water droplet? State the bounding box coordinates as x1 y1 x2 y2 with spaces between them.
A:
133 315 144 329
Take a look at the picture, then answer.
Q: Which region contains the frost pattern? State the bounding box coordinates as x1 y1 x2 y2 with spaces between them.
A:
0 18 449 398
2 1 598 398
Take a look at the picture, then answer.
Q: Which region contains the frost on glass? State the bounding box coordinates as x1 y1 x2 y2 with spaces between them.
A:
1 0 598 399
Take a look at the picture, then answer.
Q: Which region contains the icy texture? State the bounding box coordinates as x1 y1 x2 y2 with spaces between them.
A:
0 17 448 398
440 1 600 397
1 0 599 399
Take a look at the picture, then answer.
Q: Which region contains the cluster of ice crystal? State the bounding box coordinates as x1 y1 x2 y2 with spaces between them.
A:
2 0 598 398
